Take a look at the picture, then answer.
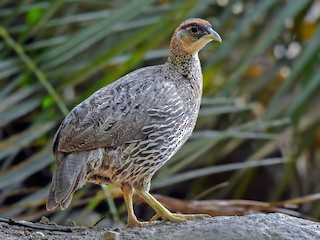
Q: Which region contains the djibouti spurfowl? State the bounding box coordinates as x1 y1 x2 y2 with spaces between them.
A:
47 18 222 227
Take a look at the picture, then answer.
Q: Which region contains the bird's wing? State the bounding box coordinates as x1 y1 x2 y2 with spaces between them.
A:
53 65 176 157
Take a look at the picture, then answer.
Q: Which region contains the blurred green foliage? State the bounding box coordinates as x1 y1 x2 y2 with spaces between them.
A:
0 0 320 225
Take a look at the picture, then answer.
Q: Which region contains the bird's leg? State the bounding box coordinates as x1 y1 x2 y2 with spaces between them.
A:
135 189 209 223
122 184 143 227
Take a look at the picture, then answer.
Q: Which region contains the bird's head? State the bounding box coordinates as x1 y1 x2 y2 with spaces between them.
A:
171 18 222 55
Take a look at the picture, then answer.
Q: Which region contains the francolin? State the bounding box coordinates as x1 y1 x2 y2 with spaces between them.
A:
47 18 222 227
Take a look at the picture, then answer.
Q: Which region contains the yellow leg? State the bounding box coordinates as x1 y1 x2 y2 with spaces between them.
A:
122 184 143 227
136 189 209 223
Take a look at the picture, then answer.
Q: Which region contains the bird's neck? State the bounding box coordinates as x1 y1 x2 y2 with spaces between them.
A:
166 43 203 102
167 41 202 78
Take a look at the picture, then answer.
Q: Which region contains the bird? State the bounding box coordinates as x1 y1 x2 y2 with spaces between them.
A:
46 18 222 227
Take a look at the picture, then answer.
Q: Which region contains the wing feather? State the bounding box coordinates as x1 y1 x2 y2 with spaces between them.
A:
53 65 173 157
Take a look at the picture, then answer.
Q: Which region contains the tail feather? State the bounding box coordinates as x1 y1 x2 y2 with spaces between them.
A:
46 152 88 211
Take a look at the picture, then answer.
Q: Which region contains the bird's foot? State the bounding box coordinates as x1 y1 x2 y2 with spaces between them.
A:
135 189 210 225
149 212 210 224
127 215 145 228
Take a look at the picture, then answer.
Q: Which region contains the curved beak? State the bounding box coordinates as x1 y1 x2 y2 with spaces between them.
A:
206 27 222 42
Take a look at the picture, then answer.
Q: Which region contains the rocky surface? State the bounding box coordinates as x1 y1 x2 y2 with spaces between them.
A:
1 213 319 240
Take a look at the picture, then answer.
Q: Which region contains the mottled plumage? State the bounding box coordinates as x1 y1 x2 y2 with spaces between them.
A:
47 18 222 227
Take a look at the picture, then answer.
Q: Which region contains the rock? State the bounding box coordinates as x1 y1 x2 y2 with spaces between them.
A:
118 213 320 240
103 230 120 240
0 213 319 240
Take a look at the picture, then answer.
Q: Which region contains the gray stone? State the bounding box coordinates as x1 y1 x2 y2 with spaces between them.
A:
1 213 319 240
118 213 320 240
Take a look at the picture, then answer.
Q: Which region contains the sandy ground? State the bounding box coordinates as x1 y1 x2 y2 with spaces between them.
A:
1 213 320 240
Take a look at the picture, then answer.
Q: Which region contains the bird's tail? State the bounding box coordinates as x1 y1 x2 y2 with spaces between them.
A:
46 151 88 211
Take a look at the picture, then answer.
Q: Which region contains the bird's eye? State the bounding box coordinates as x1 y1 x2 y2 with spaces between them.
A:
190 27 199 33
